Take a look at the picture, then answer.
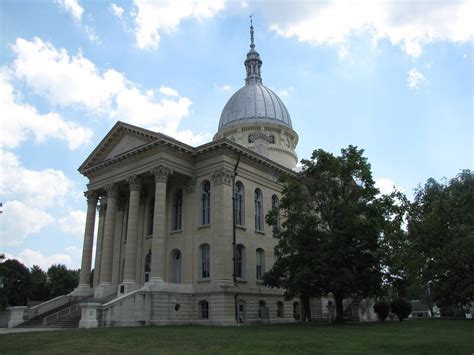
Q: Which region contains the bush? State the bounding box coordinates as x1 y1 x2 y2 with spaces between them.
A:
373 300 390 322
391 298 412 321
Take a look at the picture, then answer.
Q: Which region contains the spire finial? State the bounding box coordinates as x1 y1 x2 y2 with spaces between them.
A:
250 14 255 49
245 15 262 85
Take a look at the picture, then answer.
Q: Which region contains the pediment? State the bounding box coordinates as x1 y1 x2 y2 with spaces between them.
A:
103 133 150 161
79 122 159 173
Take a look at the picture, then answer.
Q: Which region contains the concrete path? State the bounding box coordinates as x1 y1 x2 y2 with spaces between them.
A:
0 327 74 334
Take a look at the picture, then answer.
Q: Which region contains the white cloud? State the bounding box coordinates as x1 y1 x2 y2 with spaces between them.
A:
277 86 295 98
0 71 92 150
0 150 74 209
265 0 474 58
132 0 225 50
214 83 233 93
11 38 118 113
84 25 101 44
159 86 179 97
110 3 124 18
10 37 208 146
16 249 73 270
0 201 55 246
375 178 404 195
407 68 426 90
58 210 86 237
55 0 84 22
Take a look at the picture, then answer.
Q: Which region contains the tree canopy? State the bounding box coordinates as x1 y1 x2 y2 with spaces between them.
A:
0 258 80 309
406 170 474 309
264 146 398 323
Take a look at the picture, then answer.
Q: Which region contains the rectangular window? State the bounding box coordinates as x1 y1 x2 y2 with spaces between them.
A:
201 245 210 278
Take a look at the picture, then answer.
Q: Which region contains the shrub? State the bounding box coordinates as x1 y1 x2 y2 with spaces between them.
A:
373 300 390 322
390 298 412 321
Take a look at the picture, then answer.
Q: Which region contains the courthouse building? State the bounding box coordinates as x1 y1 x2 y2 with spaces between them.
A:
63 24 375 327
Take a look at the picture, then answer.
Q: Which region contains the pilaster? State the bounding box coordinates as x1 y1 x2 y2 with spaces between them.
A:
210 167 234 286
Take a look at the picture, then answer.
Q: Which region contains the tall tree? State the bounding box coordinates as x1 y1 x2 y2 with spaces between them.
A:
406 170 474 309
0 259 31 307
265 146 396 323
30 265 50 301
47 264 79 298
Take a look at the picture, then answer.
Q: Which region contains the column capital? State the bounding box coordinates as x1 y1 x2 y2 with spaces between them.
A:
186 177 196 193
104 183 119 199
127 175 142 192
84 190 98 205
152 165 171 183
211 167 233 186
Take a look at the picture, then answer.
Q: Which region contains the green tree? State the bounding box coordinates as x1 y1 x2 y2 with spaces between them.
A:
373 300 390 322
407 170 474 309
30 265 50 301
47 264 79 297
390 297 412 321
264 146 396 323
0 259 31 307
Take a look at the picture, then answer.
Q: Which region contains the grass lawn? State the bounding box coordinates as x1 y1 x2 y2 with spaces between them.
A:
0 319 472 354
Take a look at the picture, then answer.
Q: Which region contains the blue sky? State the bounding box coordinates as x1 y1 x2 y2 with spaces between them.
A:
1 0 472 270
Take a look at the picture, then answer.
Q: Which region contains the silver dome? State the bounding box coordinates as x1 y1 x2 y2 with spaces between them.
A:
218 83 292 130
218 20 293 131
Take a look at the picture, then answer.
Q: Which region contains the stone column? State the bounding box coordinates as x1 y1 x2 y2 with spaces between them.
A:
74 190 98 296
121 175 142 293
211 167 234 286
93 199 106 287
96 183 119 298
150 165 171 284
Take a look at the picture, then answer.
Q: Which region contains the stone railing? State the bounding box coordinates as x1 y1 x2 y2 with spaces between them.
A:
26 295 78 319
96 290 153 328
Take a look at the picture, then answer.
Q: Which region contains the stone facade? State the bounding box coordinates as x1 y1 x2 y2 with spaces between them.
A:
72 122 297 326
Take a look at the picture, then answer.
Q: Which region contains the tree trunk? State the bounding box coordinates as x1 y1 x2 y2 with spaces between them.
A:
302 294 312 322
334 293 345 324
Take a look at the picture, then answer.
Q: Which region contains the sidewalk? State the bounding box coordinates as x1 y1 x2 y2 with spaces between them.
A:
0 327 73 334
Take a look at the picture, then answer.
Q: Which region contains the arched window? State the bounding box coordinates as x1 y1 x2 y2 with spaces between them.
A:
256 248 265 280
144 249 151 282
254 189 263 231
258 300 266 319
237 300 246 323
147 198 155 236
201 181 211 225
170 249 181 283
271 194 280 235
277 301 284 318
235 181 245 226
235 244 246 279
199 244 210 279
172 189 183 230
198 300 209 319
248 134 254 143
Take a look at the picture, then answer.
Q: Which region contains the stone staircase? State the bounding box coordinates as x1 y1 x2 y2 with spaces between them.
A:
18 297 88 328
